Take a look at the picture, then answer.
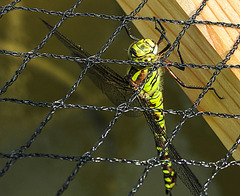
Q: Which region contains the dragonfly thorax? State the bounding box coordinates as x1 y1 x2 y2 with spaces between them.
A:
128 39 158 64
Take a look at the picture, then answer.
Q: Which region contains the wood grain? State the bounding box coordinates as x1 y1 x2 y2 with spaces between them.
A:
116 0 240 160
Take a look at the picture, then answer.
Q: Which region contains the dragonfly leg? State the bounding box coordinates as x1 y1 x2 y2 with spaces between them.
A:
169 42 186 71
124 25 140 41
154 17 185 71
165 66 223 99
154 18 222 98
154 17 171 55
176 42 185 70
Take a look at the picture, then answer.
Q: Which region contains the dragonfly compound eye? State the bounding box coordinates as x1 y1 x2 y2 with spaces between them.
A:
128 39 158 63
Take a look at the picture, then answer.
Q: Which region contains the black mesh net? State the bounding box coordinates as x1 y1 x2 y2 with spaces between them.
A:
0 0 240 195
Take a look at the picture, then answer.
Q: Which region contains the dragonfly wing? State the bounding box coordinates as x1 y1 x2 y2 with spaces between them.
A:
139 98 202 195
42 20 139 112
168 145 202 196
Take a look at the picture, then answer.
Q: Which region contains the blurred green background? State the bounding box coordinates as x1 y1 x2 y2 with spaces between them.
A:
0 0 238 195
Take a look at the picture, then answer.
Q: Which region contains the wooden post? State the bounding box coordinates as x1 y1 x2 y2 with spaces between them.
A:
116 0 240 160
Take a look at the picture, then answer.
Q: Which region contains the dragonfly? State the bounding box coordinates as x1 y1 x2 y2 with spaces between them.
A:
42 19 220 195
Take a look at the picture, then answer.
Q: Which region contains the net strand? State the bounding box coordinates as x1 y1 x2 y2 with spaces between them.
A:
0 0 85 177
55 1 149 194
0 0 239 195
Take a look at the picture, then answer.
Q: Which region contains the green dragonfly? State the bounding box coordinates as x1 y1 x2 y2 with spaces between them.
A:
42 19 208 195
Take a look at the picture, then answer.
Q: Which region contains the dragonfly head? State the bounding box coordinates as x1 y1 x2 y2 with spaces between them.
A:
128 39 158 66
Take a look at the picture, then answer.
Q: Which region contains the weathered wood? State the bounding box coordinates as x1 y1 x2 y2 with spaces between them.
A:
116 0 240 160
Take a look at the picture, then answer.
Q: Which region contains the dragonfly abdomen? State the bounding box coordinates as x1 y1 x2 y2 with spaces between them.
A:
127 65 176 195
162 153 177 195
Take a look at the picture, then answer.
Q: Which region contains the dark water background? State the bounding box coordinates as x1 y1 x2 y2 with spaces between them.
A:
0 0 238 195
